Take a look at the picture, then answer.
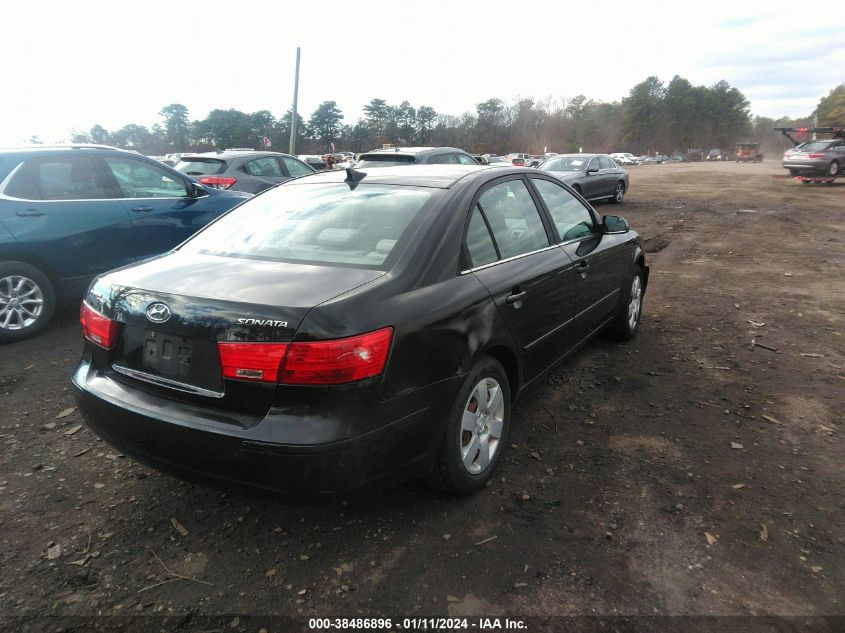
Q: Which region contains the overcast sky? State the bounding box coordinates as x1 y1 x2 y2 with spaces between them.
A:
1 0 843 145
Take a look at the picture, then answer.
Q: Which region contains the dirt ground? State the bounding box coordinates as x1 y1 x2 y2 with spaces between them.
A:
0 161 842 631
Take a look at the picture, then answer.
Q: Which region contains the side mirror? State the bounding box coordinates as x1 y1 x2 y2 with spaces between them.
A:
188 182 208 198
602 215 629 234
587 167 599 174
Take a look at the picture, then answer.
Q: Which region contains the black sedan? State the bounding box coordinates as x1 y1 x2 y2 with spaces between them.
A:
537 154 629 203
72 165 648 496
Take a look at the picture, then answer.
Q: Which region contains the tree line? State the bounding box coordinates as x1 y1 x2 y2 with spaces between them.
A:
65 77 845 158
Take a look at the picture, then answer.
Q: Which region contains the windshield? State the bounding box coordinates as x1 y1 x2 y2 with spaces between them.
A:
539 156 586 172
181 183 439 269
175 158 226 176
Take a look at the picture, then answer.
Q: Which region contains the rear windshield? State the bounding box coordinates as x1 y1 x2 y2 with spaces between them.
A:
175 158 227 176
799 141 834 152
181 183 440 269
355 154 416 168
539 156 585 172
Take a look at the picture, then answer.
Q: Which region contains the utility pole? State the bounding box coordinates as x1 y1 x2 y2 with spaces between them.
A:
289 47 301 155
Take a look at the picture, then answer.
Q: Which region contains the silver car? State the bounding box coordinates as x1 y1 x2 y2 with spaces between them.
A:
536 154 629 203
782 139 845 177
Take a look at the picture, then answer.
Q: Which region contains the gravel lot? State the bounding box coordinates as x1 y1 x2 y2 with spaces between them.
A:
1 161 842 631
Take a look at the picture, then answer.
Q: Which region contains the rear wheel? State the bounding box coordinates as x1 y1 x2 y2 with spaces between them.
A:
0 261 56 343
607 268 644 341
610 181 625 204
427 356 510 495
827 161 839 177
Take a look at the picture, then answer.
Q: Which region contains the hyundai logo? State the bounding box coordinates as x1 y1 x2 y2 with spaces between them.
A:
145 302 171 323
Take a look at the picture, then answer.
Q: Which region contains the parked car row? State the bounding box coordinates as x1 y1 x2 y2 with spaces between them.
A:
3 140 648 498
0 145 251 341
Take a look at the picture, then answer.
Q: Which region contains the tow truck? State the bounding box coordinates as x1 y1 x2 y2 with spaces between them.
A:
774 127 845 184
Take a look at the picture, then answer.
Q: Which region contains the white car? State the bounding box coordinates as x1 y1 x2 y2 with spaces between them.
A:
610 153 639 166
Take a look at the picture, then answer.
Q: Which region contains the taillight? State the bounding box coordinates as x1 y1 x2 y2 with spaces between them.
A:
199 176 238 189
80 302 118 349
281 327 393 385
218 342 289 382
218 328 393 385
807 153 824 158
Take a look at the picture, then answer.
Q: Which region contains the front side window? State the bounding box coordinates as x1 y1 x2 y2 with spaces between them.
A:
457 154 478 165
532 178 595 242
105 157 188 198
5 157 110 200
281 156 314 177
244 157 283 177
476 179 548 259
181 183 439 269
598 156 616 170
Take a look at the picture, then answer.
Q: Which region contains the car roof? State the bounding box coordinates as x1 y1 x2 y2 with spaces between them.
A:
359 146 467 157
546 153 601 158
180 150 294 160
282 164 535 189
0 144 135 157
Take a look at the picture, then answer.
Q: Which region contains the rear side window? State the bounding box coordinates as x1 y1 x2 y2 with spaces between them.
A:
244 157 283 177
476 179 549 259
281 156 314 177
175 158 227 176
532 178 595 242
3 162 41 200
7 157 111 200
182 183 440 269
427 154 459 164
464 206 498 268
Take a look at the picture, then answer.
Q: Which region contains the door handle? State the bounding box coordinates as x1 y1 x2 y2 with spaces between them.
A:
130 206 153 213
505 290 527 305
578 261 590 276
16 209 44 217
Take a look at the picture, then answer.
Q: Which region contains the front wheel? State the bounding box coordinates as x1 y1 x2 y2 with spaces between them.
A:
610 181 625 204
827 161 839 177
426 356 511 495
607 269 644 341
0 261 56 343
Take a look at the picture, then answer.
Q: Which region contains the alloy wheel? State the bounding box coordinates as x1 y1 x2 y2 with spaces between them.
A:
459 378 505 475
615 183 624 202
0 275 44 331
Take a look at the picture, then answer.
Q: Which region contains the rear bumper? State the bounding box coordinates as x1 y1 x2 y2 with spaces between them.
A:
71 358 461 496
782 160 826 172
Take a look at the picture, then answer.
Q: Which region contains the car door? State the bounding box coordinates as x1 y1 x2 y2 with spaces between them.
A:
598 156 619 197
0 154 135 289
464 176 577 381
101 155 225 260
581 157 602 199
530 175 625 345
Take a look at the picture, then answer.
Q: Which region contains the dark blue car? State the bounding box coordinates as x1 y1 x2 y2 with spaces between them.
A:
0 145 251 342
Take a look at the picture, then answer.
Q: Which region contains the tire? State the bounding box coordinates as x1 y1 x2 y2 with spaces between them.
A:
826 161 839 177
607 268 644 341
610 181 625 204
0 261 56 343
788 169 800 176
426 356 511 495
